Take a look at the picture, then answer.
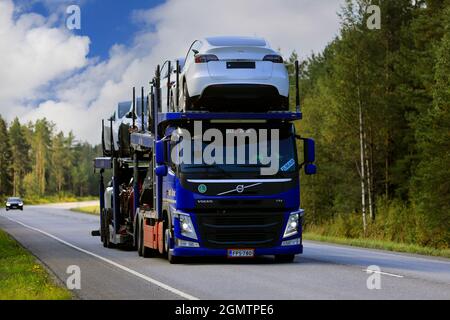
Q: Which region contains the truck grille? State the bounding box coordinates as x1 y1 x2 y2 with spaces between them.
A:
196 212 284 249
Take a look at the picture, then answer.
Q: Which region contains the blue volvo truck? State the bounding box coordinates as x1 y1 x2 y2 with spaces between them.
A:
94 61 316 263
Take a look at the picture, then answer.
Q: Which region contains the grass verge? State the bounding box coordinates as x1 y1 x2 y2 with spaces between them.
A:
0 229 72 300
70 205 100 215
304 232 450 259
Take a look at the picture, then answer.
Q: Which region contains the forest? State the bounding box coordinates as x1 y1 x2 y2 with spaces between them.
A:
293 0 449 249
0 117 101 203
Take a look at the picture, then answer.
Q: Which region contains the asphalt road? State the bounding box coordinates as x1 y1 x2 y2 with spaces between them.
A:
0 203 449 300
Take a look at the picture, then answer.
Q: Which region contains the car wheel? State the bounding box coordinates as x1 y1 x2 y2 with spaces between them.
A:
274 254 296 263
183 82 193 110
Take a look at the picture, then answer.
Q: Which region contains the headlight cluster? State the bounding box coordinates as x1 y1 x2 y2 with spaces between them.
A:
283 210 304 238
178 213 198 240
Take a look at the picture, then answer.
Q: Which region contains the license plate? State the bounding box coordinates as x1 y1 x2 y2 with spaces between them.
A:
227 249 255 258
226 62 256 69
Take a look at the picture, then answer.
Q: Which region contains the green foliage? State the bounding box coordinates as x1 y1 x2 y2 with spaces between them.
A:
9 118 31 196
299 0 450 250
0 117 102 200
0 116 12 195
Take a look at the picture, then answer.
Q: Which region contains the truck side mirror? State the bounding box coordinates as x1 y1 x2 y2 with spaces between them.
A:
155 165 168 177
303 138 315 164
155 140 166 165
304 163 317 175
295 135 316 175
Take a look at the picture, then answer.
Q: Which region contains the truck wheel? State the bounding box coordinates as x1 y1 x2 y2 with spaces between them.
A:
137 222 144 257
164 226 181 264
183 82 193 110
274 254 296 263
100 210 106 245
105 225 114 248
104 211 115 249
102 210 109 247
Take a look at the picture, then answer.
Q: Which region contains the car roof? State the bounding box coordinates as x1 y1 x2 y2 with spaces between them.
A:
204 36 268 48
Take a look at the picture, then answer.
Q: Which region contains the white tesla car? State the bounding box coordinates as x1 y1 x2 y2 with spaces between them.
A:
103 101 131 154
177 36 289 111
104 98 148 156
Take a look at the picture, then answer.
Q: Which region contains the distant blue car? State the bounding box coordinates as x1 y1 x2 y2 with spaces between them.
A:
6 197 23 211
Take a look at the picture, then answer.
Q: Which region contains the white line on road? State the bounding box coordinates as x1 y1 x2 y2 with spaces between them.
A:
363 269 404 278
5 216 199 300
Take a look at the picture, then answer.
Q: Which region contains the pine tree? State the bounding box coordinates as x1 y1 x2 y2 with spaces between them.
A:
0 116 12 196
9 118 30 196
51 132 68 194
412 5 450 247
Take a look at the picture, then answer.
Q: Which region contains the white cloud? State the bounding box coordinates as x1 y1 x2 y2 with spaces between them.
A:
0 0 89 114
1 0 343 144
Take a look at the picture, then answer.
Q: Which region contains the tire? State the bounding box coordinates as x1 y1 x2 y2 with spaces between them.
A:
101 210 107 247
164 224 182 264
104 210 115 249
137 221 143 257
183 82 193 110
274 254 296 263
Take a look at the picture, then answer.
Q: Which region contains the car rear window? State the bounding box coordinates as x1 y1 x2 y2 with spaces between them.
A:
118 102 131 119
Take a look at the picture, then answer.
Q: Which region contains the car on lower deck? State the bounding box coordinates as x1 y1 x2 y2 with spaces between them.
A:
6 197 23 211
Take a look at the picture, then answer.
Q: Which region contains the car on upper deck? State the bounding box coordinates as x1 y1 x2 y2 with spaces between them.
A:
177 36 289 112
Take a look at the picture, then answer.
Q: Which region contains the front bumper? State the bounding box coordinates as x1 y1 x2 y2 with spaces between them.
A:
170 243 303 257
6 205 23 210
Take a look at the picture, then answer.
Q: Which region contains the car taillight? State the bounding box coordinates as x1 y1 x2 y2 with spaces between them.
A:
263 55 284 63
194 54 219 63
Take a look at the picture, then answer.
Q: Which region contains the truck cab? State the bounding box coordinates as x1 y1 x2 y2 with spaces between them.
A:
155 117 311 261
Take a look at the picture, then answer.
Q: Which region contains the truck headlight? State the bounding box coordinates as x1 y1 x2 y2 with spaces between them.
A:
178 213 198 240
283 210 304 238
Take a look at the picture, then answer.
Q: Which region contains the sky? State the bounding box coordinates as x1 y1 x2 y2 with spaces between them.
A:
0 0 344 144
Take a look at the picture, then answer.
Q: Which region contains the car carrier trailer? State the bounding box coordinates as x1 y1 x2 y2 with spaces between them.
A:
94 61 316 263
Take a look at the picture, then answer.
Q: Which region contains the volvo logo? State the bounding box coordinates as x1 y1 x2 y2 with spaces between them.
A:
217 182 263 196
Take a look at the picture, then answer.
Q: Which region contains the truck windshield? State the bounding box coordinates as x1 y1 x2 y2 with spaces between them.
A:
175 125 297 175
